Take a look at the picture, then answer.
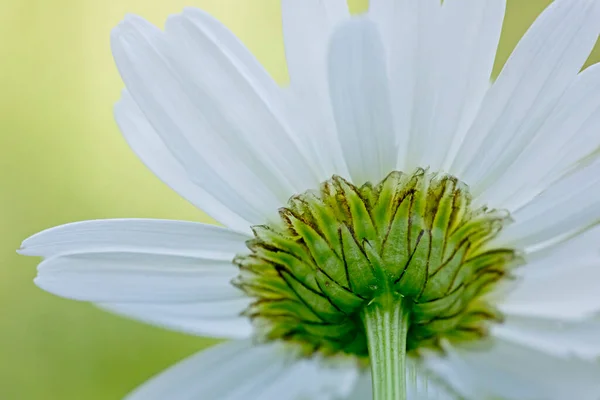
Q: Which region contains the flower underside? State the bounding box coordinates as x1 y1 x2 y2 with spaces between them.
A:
234 169 521 360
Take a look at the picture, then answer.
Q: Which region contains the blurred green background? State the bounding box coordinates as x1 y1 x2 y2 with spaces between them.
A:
1 0 599 399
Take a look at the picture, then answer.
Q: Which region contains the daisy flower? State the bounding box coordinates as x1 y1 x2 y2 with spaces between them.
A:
20 0 600 399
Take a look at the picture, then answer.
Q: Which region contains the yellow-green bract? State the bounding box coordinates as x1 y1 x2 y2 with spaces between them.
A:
234 169 521 359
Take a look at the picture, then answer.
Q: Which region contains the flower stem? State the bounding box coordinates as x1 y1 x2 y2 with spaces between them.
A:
361 294 409 400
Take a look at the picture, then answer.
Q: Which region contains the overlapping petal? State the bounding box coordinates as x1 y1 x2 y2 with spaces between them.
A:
426 339 600 400
476 64 600 211
125 339 359 400
20 219 252 338
327 18 396 185
498 226 600 321
112 15 322 228
281 0 350 179
451 0 600 193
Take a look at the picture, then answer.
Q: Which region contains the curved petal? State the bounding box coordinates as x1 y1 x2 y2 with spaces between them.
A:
280 0 351 180
426 339 600 400
497 226 600 320
174 8 336 181
111 15 316 226
478 64 600 210
372 0 504 172
21 219 247 304
369 0 441 172
126 340 359 400
499 258 600 321
178 8 282 105
328 18 397 185
98 300 252 339
496 157 600 248
35 252 241 303
163 12 320 196
492 314 600 360
282 0 348 91
426 0 506 171
115 92 253 233
452 0 600 193
19 219 250 259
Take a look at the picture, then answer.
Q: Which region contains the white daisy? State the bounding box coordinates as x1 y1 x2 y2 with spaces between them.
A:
20 0 600 399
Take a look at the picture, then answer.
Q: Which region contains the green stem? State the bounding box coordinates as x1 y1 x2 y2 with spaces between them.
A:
361 294 410 400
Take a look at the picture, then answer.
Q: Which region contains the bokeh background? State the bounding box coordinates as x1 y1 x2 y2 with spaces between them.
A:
2 0 599 398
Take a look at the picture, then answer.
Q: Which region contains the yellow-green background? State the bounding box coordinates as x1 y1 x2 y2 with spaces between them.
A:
1 1 598 399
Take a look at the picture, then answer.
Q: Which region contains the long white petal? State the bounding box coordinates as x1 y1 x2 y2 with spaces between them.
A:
478 64 600 210
426 339 600 400
35 252 241 303
452 0 600 193
499 258 600 321
21 219 247 304
126 340 359 400
369 0 441 172
428 0 506 171
373 0 504 172
111 16 307 225
19 219 250 259
497 226 600 320
496 157 600 248
21 219 253 339
179 8 282 106
282 0 348 92
115 92 253 233
98 300 252 339
281 0 350 180
493 314 600 360
164 11 320 196
328 18 397 185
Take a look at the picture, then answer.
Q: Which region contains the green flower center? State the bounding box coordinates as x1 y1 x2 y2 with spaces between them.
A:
234 169 520 359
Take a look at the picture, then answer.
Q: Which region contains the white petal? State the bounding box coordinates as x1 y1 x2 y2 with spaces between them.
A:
22 219 247 303
342 372 373 400
496 157 600 248
178 8 282 105
328 18 397 185
280 0 350 180
35 252 242 303
478 64 600 211
498 226 600 320
493 314 600 360
522 223 600 267
126 340 359 400
174 8 341 182
373 0 505 172
98 300 252 339
164 12 320 196
426 339 600 400
427 0 506 171
451 0 600 193
115 92 253 233
19 218 250 259
393 0 440 172
282 0 348 92
499 260 600 321
369 0 441 172
367 0 397 34
111 16 310 225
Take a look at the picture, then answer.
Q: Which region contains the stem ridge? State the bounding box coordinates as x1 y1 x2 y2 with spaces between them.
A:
362 294 410 400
